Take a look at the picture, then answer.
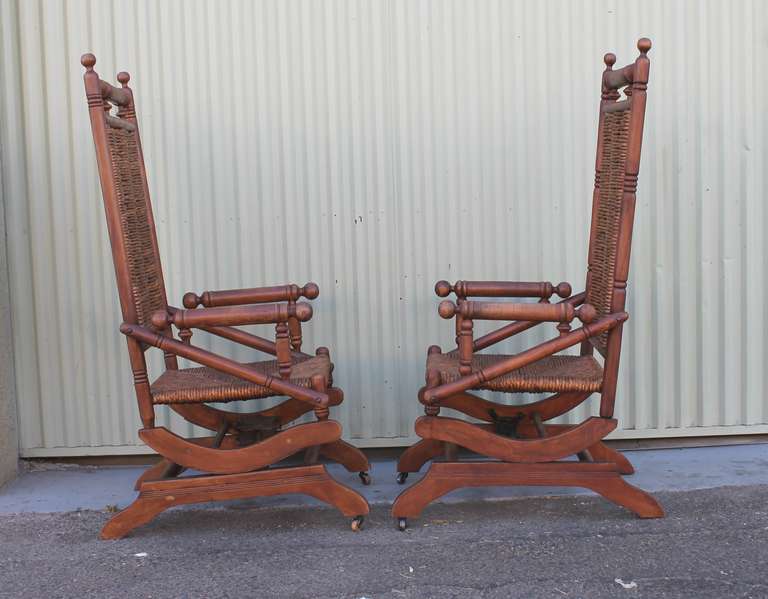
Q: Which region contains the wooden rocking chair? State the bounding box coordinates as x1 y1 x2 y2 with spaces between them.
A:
81 54 369 539
392 39 663 530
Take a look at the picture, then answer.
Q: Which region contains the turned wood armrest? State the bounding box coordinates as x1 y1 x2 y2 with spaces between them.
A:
422 312 628 404
120 323 329 407
438 299 597 324
182 282 319 308
435 280 571 299
471 292 586 351
151 302 313 330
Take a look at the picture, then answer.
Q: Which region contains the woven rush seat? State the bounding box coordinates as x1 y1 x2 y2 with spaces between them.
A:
427 352 603 394
151 354 331 404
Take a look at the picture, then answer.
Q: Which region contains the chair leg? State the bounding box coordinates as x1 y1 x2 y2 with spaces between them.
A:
583 473 663 518
391 461 663 529
133 459 185 490
319 440 371 484
102 464 370 540
396 439 445 478
586 441 635 475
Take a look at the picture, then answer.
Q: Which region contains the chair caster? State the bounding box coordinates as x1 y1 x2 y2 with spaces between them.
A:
396 472 408 485
397 517 408 531
358 471 371 486
351 515 365 532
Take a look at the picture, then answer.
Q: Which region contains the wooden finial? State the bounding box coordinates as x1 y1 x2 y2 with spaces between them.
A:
301 282 320 300
292 302 313 321
182 292 201 309
117 71 131 86
576 303 598 324
435 280 452 297
150 310 172 330
438 300 457 319
554 282 572 298
604 53 616 69
81 53 96 70
637 38 652 55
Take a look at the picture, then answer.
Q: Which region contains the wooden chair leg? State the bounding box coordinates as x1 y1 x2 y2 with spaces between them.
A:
133 459 185 490
396 439 445 479
319 440 371 484
102 464 370 539
586 441 635 475
583 473 663 518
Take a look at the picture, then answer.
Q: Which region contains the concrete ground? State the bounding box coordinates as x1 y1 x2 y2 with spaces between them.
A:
1 444 768 598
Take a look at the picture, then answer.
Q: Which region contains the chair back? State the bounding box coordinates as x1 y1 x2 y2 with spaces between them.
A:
584 39 651 360
81 54 168 328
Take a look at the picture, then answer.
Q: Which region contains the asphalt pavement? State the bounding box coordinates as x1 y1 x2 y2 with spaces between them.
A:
1 484 767 599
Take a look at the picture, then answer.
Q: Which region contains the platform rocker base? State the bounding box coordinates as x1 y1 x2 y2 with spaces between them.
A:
103 464 369 539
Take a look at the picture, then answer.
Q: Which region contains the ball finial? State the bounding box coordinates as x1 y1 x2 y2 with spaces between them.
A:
577 303 598 324
603 53 616 69
554 282 572 298
435 280 452 297
302 282 320 300
117 71 131 86
637 38 652 55
438 300 457 319
182 292 201 309
81 53 96 70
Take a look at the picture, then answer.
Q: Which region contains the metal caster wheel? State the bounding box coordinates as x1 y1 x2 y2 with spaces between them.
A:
396 472 408 485
358 471 371 486
351 516 365 532
397 517 408 531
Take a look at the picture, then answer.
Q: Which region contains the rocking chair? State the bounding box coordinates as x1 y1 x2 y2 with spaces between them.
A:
393 39 663 530
81 54 369 539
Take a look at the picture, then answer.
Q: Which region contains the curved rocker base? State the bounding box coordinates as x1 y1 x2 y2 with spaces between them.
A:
414 416 617 463
139 420 342 474
391 461 663 523
395 436 633 476
102 464 369 540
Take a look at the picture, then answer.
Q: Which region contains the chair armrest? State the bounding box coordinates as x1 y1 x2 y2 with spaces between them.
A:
182 282 319 308
435 280 571 299
438 299 597 324
422 311 627 404
120 323 328 407
151 302 313 330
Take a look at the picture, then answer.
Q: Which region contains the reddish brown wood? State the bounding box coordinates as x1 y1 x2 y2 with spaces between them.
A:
103 465 370 539
151 302 312 329
439 299 597 323
396 39 658 527
319 440 370 473
439 391 591 423
138 421 342 474
396 439 445 474
392 462 663 521
435 280 572 299
183 282 319 308
82 54 368 537
422 312 626 404
471 292 586 351
414 416 617 463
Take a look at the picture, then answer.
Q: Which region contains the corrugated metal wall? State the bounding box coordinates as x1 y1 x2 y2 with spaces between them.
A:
1 0 766 456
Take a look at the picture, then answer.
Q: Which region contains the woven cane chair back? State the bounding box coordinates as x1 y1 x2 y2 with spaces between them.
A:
585 43 650 358
82 55 168 328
